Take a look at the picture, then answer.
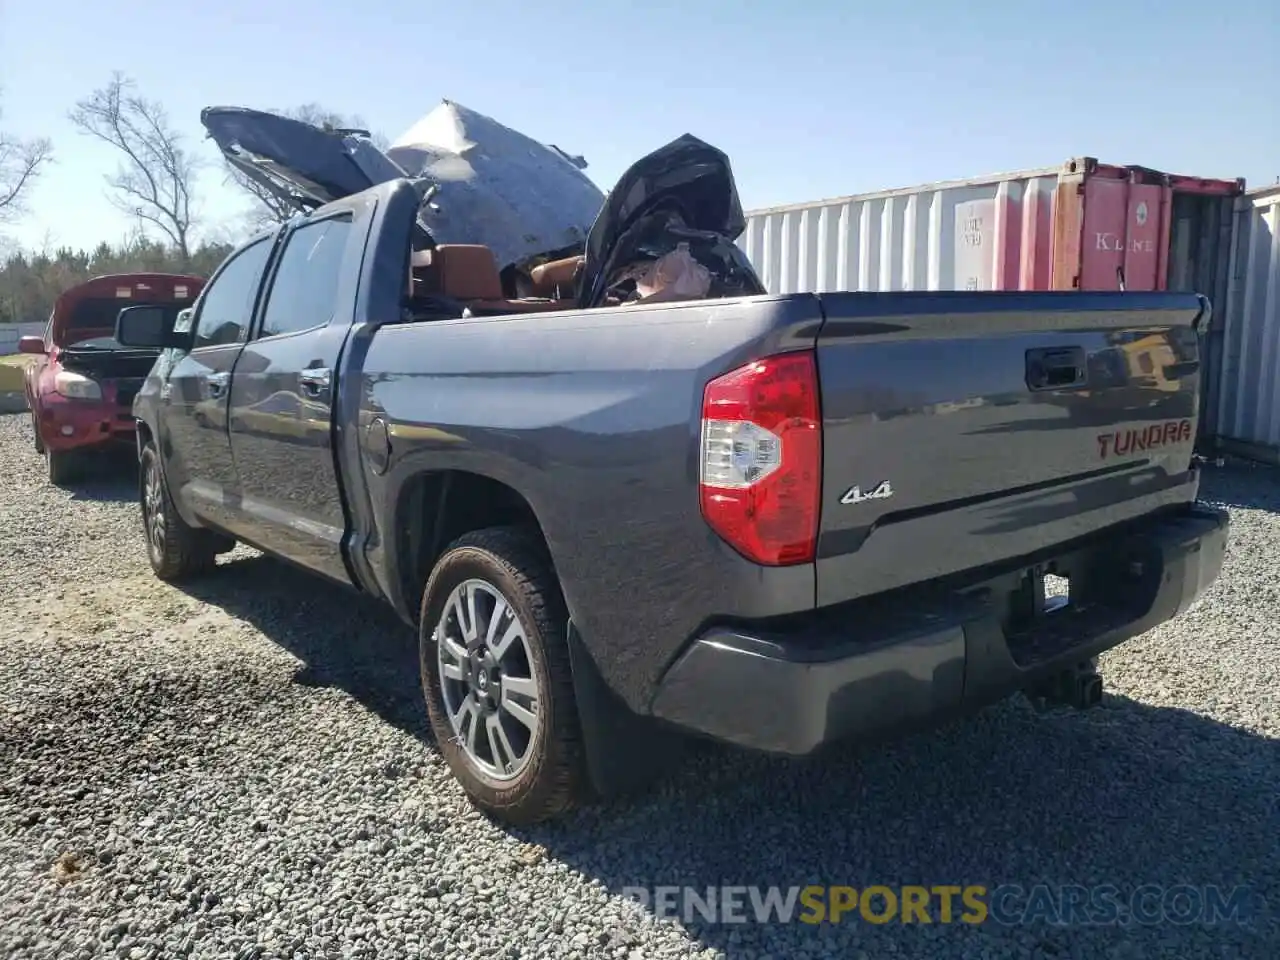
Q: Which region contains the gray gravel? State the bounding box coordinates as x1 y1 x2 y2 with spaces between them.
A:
0 409 1276 959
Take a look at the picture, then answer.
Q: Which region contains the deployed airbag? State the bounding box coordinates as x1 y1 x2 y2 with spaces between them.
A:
574 134 765 308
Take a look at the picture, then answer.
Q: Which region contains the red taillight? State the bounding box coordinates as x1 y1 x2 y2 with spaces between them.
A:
699 351 822 565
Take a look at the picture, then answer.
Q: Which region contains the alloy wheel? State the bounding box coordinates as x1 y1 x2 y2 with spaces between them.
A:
435 578 541 781
143 457 166 560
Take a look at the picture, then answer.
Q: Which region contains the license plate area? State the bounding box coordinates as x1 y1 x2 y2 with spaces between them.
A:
979 522 1171 669
1002 564 1096 667
1007 564 1071 627
1044 573 1070 609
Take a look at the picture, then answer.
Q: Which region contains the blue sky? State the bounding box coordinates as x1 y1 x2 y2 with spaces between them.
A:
1 0 1276 252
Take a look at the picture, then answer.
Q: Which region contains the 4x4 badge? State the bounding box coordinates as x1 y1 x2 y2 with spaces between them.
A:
841 481 893 505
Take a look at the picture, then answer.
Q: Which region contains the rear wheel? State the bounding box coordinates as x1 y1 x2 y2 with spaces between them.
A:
419 527 587 824
139 443 221 582
30 411 44 454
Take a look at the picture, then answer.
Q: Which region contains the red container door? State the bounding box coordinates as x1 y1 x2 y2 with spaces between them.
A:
1051 158 1243 294
1078 178 1167 291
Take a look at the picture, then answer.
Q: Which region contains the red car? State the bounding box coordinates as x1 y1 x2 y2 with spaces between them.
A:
20 273 205 484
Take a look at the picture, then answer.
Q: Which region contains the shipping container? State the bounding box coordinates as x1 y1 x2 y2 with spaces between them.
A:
740 165 1060 294
1209 185 1280 462
739 157 1243 296
739 156 1253 450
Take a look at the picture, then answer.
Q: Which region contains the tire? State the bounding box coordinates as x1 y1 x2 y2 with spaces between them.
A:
419 526 587 824
139 443 220 582
47 449 82 486
31 412 44 454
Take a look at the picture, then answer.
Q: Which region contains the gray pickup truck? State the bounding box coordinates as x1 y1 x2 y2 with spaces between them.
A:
114 105 1228 824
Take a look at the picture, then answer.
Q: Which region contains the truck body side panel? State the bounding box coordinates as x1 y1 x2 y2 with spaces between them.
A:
356 294 824 713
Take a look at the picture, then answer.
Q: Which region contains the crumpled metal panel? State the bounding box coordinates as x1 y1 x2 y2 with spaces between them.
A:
388 101 605 270
203 101 604 270
201 106 407 208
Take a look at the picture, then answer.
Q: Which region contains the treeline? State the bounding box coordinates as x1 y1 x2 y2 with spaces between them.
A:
0 69 382 319
0 237 234 325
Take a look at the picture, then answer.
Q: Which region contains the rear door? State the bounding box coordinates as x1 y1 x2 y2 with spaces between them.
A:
162 237 275 531
225 211 362 583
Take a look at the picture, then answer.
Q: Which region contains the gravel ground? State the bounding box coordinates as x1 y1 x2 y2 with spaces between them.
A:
0 410 1276 959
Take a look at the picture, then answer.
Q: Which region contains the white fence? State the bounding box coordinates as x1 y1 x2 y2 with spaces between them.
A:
0 322 45 356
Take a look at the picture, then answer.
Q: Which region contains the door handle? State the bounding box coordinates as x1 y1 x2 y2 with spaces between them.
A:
204 372 230 399
299 367 331 398
1026 347 1087 391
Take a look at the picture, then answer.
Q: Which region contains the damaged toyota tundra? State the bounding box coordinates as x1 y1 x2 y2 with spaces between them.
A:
116 101 1229 824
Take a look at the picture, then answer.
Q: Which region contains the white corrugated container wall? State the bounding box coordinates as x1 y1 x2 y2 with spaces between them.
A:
738 167 1061 294
1214 185 1280 460
0 321 46 355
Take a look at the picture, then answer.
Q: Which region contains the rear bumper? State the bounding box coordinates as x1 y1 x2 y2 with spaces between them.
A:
649 504 1229 755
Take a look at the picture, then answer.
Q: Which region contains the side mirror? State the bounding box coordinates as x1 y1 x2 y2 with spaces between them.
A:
17 336 45 355
115 305 190 350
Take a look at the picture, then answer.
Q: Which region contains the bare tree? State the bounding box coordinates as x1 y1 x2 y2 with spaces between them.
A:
223 103 388 228
69 72 200 267
0 96 53 223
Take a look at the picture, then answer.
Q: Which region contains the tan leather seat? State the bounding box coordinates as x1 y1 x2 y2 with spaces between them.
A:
528 254 584 298
414 244 572 314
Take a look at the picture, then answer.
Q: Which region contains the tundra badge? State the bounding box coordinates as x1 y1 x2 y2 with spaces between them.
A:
841 481 893 505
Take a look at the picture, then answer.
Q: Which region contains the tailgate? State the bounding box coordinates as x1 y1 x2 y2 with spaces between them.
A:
812 291 1207 607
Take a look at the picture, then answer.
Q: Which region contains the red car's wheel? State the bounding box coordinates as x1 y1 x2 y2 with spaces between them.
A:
46 448 81 486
